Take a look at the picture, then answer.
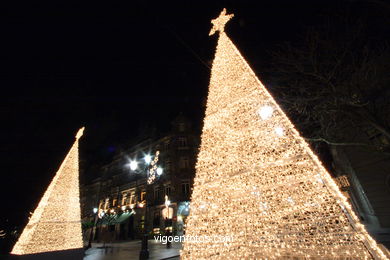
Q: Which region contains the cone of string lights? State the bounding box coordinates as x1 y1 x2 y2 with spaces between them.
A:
11 128 85 259
181 9 387 259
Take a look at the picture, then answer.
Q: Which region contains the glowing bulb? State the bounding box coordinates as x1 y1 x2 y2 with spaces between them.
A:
258 106 273 120
93 208 98 214
144 154 152 164
275 127 284 136
129 160 138 171
121 206 126 211
157 167 163 176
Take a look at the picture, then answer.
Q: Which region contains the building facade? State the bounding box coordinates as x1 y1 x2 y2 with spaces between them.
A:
81 115 199 241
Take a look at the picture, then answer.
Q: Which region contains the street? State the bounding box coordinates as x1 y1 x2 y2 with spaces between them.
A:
84 240 181 260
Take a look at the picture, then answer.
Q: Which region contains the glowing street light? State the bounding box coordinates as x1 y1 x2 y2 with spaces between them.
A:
129 160 138 171
93 208 98 214
165 195 171 208
144 154 152 164
157 167 163 176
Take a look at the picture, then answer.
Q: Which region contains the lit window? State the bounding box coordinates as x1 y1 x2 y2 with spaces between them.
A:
140 191 146 201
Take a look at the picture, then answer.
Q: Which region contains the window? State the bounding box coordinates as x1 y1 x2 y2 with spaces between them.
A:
121 193 127 205
164 140 170 150
129 192 136 204
179 157 190 169
104 198 110 210
179 123 186 132
165 186 171 197
178 137 187 147
154 187 163 200
182 183 190 196
140 191 146 201
153 211 161 227
165 159 172 172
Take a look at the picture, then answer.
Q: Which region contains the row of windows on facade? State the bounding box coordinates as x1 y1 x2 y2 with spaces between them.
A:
165 156 190 172
99 183 191 210
158 137 188 151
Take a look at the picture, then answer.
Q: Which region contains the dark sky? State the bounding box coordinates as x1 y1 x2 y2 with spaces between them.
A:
0 0 387 233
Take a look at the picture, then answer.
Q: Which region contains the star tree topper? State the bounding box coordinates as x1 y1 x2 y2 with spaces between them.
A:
209 8 234 36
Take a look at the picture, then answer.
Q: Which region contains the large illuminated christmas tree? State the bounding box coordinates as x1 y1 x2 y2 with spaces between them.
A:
181 9 387 259
11 128 84 258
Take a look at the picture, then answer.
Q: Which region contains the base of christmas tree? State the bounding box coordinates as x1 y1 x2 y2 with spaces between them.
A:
8 248 84 260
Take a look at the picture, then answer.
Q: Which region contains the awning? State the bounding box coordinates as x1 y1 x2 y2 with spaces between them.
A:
97 212 133 226
114 212 132 224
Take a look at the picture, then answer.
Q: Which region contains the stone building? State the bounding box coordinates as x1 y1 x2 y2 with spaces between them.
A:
331 126 390 249
81 115 199 241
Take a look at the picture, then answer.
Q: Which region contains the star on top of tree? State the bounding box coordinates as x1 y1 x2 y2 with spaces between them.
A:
209 8 234 36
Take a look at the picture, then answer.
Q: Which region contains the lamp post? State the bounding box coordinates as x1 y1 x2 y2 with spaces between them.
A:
138 151 161 260
164 196 172 249
87 207 98 249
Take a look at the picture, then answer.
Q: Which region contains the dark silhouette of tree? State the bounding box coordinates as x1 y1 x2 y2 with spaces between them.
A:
269 11 390 153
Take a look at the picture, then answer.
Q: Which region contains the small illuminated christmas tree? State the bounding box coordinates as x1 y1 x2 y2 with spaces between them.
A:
11 128 85 257
181 9 387 259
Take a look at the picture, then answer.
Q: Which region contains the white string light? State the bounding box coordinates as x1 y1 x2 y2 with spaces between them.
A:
181 9 387 260
11 128 84 255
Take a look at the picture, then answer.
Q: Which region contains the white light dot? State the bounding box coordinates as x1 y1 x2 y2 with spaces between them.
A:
258 106 274 120
157 167 163 175
144 154 152 164
275 127 284 136
129 160 138 171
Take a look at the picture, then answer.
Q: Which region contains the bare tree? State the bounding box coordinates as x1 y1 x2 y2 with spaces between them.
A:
268 14 390 153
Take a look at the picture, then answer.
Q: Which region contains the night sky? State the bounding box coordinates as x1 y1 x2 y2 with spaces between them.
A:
0 0 387 240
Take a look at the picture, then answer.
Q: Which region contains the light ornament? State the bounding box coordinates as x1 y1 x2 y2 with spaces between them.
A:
275 127 284 136
181 9 387 260
258 105 274 120
147 151 161 184
11 128 85 255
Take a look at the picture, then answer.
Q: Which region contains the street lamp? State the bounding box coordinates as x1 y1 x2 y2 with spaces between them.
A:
165 195 171 209
144 154 152 165
164 196 172 249
139 150 162 260
129 160 138 171
87 207 99 249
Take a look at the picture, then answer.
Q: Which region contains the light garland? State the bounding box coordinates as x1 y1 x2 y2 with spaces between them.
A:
181 9 387 259
147 150 160 184
11 128 85 255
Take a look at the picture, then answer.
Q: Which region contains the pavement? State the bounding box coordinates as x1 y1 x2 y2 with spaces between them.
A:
84 240 181 260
